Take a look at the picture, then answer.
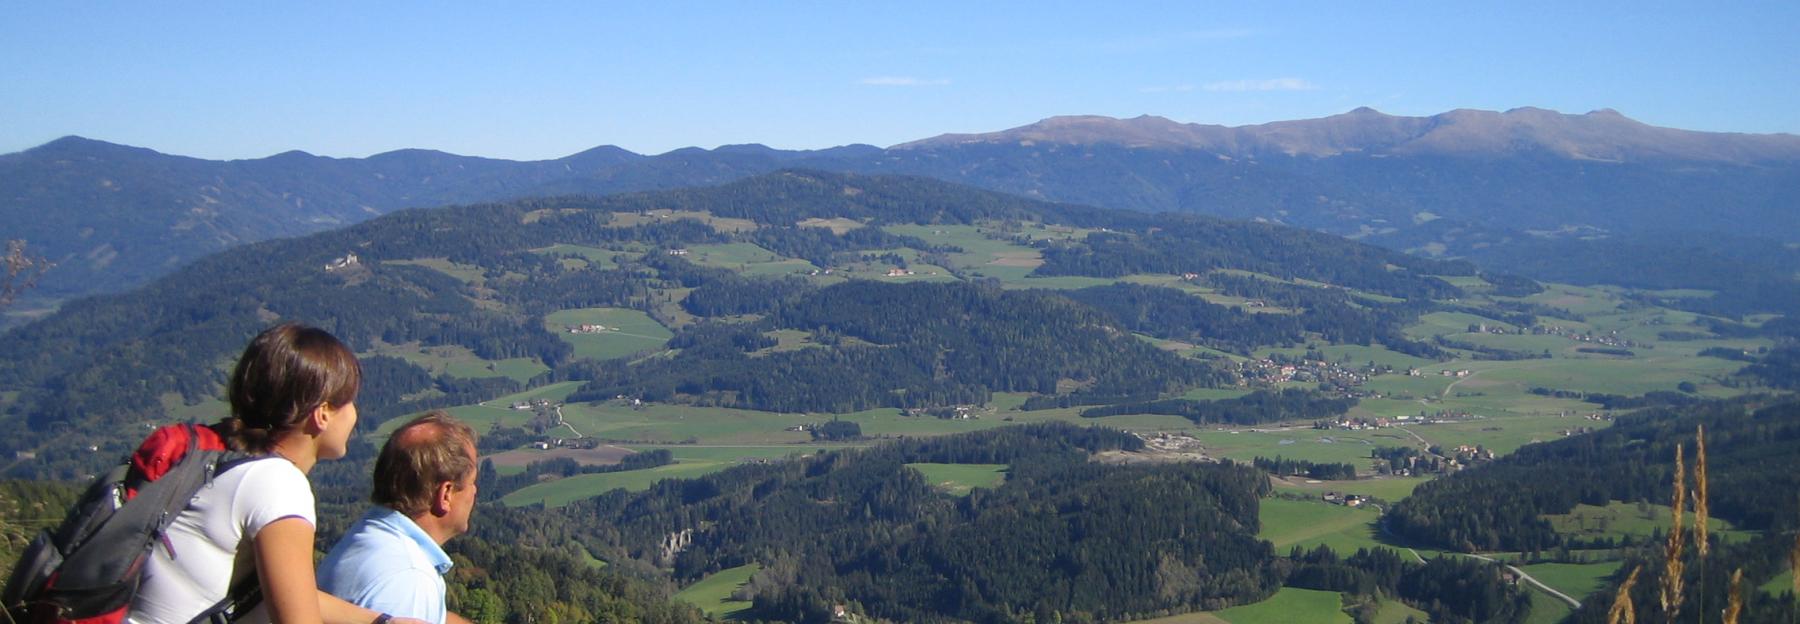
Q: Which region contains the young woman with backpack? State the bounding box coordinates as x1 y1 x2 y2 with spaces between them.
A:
126 323 417 624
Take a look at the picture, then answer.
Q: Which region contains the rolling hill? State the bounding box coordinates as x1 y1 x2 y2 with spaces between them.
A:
7 108 1799 316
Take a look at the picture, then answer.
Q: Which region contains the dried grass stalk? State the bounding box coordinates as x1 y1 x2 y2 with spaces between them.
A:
1720 568 1743 624
1608 564 1642 624
1694 424 1709 558
1660 445 1686 619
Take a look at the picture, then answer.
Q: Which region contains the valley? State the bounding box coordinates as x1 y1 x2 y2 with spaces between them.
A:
1 169 1794 623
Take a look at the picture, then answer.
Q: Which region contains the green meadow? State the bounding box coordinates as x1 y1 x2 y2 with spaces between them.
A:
1522 590 1573 624
500 445 835 508
501 461 725 507
1271 476 1430 503
1761 570 1795 597
1370 598 1430 624
1258 498 1387 554
382 258 486 285
1208 588 1351 624
1516 561 1621 603
673 563 759 619
159 393 228 424
1543 502 1756 544
543 307 673 360
1184 428 1407 466
531 243 621 269
376 381 588 438
907 463 1007 496
374 343 547 384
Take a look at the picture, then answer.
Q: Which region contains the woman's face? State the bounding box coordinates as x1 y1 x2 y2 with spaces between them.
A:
319 400 358 460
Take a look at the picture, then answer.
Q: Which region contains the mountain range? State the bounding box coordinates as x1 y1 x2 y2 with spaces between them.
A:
5 107 1798 313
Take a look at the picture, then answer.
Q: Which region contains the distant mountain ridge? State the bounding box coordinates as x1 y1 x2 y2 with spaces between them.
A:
895 107 1800 163
5 107 1799 312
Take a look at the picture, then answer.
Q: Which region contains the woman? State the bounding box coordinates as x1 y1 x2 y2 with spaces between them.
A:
129 323 403 624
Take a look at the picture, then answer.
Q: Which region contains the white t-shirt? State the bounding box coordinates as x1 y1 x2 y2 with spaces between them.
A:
127 458 316 624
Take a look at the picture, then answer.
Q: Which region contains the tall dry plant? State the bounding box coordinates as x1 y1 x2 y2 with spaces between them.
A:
1660 444 1687 620
1720 568 1742 624
1608 565 1643 624
1694 425 1709 558
1693 425 1709 624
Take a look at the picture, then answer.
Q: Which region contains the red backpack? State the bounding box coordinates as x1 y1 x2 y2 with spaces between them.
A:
3 424 266 624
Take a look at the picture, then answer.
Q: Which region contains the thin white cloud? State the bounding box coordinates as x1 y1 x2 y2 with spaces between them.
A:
859 76 951 87
1202 78 1320 92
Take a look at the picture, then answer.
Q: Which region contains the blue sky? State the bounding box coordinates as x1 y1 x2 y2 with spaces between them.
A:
3 2 1796 160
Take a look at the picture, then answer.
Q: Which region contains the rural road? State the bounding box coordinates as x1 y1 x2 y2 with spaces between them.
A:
1465 553 1582 609
1376 519 1578 608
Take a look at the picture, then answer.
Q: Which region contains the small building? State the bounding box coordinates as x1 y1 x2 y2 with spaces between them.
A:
323 252 360 272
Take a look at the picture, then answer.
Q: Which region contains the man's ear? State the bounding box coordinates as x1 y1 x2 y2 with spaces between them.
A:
433 480 456 517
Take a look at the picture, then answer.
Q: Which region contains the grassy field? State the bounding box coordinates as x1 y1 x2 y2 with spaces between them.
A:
383 258 486 285
543 307 672 360
373 342 547 384
1258 498 1387 554
1271 476 1431 503
609 210 759 234
1523 589 1573 624
1370 598 1429 624
1761 570 1795 597
159 392 228 424
1209 588 1350 624
1183 428 1410 466
1516 561 1621 604
500 461 727 507
907 463 1007 496
673 563 759 619
372 381 589 438
1543 502 1755 544
1260 344 1440 373
531 243 621 269
500 445 835 507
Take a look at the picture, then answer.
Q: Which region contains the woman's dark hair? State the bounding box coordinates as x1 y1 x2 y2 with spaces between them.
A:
219 323 361 453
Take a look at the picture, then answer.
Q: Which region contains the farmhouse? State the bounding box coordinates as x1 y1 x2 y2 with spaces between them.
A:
323 252 359 272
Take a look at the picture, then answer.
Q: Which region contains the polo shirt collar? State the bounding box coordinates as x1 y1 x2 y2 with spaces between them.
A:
366 507 454 575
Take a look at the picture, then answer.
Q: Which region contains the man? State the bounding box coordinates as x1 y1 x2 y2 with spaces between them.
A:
320 411 479 624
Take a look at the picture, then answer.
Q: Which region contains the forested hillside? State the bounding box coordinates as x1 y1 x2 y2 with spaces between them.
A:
0 170 1472 479
545 423 1278 623
1388 396 1800 553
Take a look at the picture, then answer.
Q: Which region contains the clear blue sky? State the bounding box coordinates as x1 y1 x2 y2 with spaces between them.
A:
3 2 1796 160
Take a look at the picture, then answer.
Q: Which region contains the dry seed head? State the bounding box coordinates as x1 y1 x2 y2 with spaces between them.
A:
1607 565 1641 624
1659 444 1686 618
1694 424 1709 557
1720 568 1743 624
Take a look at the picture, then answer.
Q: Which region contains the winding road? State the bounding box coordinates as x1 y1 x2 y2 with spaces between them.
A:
1465 553 1582 609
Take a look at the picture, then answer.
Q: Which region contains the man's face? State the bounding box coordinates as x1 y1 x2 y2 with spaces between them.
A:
445 443 479 537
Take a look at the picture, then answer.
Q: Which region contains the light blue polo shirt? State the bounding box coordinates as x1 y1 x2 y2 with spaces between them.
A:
318 508 453 624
